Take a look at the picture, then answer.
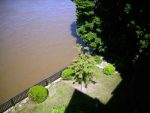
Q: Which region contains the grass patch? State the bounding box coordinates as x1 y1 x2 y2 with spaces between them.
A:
11 82 74 113
64 67 122 104
10 67 122 113
88 67 122 104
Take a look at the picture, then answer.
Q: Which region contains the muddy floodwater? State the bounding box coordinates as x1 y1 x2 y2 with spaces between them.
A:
0 0 78 104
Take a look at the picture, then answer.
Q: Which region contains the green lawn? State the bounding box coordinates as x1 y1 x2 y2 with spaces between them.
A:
10 67 122 113
10 82 74 113
63 67 122 104
87 68 122 104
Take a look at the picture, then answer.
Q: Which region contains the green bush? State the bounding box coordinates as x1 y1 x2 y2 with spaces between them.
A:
103 65 116 75
61 69 74 80
28 85 48 103
51 105 84 113
51 106 66 113
93 55 102 64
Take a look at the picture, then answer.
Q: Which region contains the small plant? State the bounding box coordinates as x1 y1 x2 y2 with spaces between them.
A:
124 3 132 14
28 85 48 103
51 105 66 113
51 105 84 113
103 65 116 75
61 68 74 80
93 55 102 64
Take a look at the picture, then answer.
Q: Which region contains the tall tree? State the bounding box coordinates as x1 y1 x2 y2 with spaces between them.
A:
69 45 96 89
73 0 105 53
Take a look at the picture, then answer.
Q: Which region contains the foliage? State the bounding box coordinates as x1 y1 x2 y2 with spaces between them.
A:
127 20 150 62
51 105 66 113
103 65 116 75
51 105 85 113
124 3 132 14
74 0 150 72
93 55 102 64
61 69 74 80
28 85 48 103
93 0 150 71
73 0 105 53
69 45 96 87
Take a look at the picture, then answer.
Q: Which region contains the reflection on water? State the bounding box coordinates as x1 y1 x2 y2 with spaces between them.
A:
0 0 78 104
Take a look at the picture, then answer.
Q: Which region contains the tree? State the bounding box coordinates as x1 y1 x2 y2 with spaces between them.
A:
94 0 150 69
73 0 150 112
69 45 96 89
73 0 105 53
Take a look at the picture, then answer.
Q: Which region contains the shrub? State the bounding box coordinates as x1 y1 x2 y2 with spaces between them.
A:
61 69 74 80
103 65 116 75
93 55 102 64
51 105 85 113
51 106 66 113
28 85 48 103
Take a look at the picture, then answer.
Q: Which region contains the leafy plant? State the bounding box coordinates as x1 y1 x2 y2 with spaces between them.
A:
28 85 48 103
51 105 66 113
61 69 74 80
124 3 132 14
51 105 85 113
74 0 105 53
103 65 116 75
93 55 102 64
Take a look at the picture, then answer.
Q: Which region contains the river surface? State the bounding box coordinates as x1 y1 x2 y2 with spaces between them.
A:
0 0 78 104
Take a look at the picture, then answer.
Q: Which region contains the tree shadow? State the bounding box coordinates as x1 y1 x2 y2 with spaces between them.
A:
64 89 105 113
70 0 150 112
70 21 94 54
63 65 149 113
69 20 132 113
70 21 85 46
69 21 150 113
64 79 132 113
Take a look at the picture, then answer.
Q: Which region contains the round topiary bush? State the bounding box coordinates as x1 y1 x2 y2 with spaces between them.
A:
28 85 48 103
103 65 116 75
61 68 74 80
93 55 102 64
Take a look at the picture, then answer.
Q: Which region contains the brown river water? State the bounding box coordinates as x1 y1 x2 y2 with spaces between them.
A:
0 0 79 104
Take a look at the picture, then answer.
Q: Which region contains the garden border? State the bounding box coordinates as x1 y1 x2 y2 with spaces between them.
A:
0 67 67 113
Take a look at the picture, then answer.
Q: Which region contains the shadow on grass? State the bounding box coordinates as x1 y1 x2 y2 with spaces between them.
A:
63 54 150 113
64 80 129 113
68 21 129 113
64 89 104 113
